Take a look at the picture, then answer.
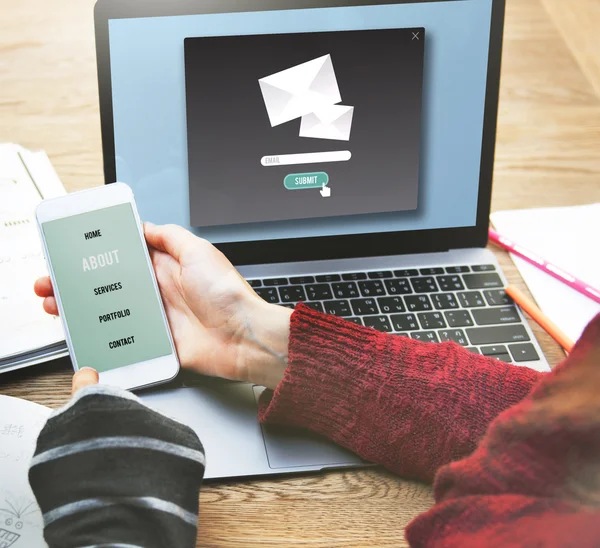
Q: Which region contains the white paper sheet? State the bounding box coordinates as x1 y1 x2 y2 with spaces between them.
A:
0 396 51 548
491 204 600 343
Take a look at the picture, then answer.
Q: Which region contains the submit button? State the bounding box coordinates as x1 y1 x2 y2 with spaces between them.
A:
284 172 329 190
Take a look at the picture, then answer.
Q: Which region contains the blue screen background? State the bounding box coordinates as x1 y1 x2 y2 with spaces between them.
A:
109 0 493 244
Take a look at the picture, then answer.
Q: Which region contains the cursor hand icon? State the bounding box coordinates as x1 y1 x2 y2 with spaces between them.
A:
320 184 331 198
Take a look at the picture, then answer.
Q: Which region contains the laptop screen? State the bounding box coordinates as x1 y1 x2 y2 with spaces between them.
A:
107 0 494 244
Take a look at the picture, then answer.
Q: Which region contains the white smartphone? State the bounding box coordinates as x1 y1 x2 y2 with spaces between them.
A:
36 182 179 390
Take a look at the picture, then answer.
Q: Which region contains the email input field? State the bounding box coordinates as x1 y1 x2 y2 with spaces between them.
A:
261 151 351 167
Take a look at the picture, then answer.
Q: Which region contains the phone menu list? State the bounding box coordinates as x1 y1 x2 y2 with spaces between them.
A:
42 204 172 373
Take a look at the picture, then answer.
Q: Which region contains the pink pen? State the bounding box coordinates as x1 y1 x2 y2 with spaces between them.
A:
488 228 600 305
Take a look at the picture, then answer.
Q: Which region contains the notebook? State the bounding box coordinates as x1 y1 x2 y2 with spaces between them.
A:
491 204 600 344
0 144 68 373
0 395 51 548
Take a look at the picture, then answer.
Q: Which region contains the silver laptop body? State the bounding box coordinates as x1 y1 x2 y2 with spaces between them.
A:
94 0 549 479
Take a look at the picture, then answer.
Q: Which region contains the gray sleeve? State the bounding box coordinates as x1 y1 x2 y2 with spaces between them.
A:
29 385 205 548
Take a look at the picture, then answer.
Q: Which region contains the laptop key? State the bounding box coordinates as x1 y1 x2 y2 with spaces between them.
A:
359 281 386 297
466 325 530 345
472 265 496 272
247 279 262 288
420 268 444 276
464 273 503 290
342 272 367 281
304 301 324 313
347 317 364 326
289 276 315 284
255 288 279 304
472 306 520 326
368 271 393 279
394 269 419 277
316 274 341 283
437 276 465 291
364 316 393 333
332 282 359 299
390 313 419 332
418 312 446 329
466 347 481 354
509 343 541 362
489 354 512 363
480 345 509 356
405 295 433 312
457 291 486 308
263 278 289 287
385 278 412 295
439 329 469 346
432 294 459 310
282 304 296 310
444 310 474 328
411 331 440 343
279 286 307 304
351 298 379 316
411 277 439 293
306 284 333 301
446 266 470 274
378 296 405 313
484 289 513 307
324 300 352 317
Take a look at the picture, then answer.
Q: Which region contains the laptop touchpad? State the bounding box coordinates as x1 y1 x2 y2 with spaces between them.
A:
252 386 362 470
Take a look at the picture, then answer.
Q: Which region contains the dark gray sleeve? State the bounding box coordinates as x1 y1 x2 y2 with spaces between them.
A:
28 385 205 548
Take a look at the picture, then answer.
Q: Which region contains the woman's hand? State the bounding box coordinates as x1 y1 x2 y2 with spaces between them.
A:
34 224 292 389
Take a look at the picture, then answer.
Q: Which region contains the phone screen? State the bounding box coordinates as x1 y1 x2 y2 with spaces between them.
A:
42 203 172 373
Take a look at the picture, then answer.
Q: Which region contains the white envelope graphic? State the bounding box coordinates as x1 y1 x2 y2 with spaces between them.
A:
299 104 355 141
259 54 342 127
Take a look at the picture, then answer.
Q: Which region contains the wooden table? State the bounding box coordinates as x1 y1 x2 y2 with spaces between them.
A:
1 0 599 545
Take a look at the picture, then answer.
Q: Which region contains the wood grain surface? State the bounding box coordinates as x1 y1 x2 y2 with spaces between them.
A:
1 0 599 546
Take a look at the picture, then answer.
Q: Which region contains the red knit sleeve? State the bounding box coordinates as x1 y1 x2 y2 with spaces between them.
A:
406 315 600 547
258 303 542 482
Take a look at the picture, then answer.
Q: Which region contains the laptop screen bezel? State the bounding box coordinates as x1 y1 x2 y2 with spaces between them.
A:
94 0 505 266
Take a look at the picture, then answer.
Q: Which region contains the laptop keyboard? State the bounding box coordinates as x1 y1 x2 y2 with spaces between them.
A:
248 264 541 365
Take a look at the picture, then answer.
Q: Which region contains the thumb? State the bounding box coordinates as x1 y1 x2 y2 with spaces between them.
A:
144 223 196 263
72 368 99 396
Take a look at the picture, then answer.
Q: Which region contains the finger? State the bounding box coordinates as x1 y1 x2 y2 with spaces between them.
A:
43 297 59 316
149 246 169 269
150 248 178 283
144 223 197 263
72 368 99 396
149 248 186 307
34 276 54 298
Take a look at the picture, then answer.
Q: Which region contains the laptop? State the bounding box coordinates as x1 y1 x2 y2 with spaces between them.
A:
94 0 550 480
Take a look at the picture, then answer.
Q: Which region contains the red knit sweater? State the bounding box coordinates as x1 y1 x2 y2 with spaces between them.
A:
259 304 600 547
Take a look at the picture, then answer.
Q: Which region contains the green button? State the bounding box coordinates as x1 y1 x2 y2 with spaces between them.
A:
284 172 329 190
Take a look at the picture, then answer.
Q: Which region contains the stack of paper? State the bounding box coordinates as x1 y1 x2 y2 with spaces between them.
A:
0 144 68 373
491 204 600 344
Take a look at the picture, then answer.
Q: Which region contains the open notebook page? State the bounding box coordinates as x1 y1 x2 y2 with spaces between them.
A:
0 396 51 548
0 146 65 361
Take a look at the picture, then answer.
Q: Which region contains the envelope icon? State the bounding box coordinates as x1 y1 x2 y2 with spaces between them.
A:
259 54 342 127
299 105 355 141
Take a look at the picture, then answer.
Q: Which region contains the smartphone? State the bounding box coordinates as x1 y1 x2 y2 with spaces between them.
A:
36 183 179 390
